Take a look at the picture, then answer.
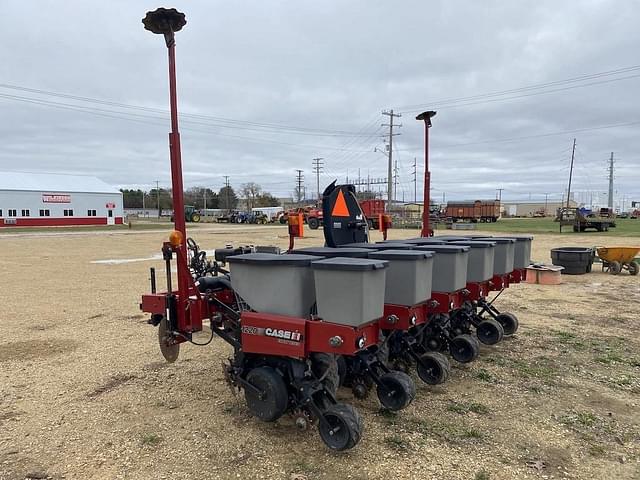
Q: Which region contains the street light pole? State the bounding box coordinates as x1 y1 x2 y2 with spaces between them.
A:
416 111 436 237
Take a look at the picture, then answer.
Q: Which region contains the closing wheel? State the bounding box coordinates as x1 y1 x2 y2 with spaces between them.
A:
244 367 289 422
449 334 480 363
476 319 505 345
376 372 416 411
629 261 639 276
158 316 179 363
495 312 519 336
416 351 451 385
318 403 364 451
609 261 622 275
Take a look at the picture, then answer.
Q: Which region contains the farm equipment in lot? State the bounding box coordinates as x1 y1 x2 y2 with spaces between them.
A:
171 205 201 223
138 9 530 451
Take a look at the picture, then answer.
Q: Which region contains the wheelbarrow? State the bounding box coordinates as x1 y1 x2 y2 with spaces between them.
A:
596 246 640 275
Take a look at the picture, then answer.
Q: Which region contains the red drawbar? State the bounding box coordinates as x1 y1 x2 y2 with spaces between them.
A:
0 217 124 227
380 304 427 330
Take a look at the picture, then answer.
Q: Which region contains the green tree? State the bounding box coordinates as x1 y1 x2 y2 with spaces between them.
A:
255 192 281 207
219 185 238 210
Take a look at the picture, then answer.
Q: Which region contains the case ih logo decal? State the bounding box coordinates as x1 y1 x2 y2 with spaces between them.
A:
42 194 71 203
242 325 303 343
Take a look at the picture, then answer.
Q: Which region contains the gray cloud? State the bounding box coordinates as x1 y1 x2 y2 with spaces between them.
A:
1 0 638 209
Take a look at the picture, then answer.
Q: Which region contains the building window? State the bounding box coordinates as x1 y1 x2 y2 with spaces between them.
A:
87 209 97 217
39 209 50 217
0 209 2 217
63 209 74 217
21 209 30 217
8 209 17 217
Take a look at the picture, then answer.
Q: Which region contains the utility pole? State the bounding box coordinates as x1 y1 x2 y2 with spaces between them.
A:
223 175 231 211
608 151 614 209
412 157 417 203
566 138 576 210
203 189 207 218
156 180 160 218
312 157 324 202
544 193 549 216
382 110 402 212
295 169 304 204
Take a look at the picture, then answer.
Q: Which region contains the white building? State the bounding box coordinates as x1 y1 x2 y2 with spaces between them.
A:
0 172 123 227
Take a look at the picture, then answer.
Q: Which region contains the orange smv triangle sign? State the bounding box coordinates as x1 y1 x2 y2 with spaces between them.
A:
331 189 350 217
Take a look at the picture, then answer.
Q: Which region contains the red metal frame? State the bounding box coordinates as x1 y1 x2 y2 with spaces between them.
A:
463 281 491 302
240 311 380 357
428 291 464 315
380 303 427 330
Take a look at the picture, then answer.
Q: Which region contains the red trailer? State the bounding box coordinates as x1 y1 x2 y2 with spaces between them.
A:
446 200 500 223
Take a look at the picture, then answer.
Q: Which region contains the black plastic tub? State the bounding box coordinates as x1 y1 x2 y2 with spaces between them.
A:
550 247 595 275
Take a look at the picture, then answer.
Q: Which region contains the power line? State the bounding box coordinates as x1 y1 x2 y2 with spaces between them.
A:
397 64 640 112
0 83 378 137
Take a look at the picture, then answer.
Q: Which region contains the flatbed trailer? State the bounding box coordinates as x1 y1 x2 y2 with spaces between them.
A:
557 207 616 232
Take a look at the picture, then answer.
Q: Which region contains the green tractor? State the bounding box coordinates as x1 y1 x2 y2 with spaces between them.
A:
185 205 201 222
172 205 201 223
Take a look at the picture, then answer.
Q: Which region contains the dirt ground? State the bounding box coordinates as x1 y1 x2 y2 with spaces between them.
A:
1 224 639 480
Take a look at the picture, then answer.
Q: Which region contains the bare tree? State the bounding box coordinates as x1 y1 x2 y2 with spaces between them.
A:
241 182 262 210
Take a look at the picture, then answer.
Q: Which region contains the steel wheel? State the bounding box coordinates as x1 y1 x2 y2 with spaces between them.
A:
416 351 451 385
376 372 416 411
449 334 480 363
244 367 289 422
318 403 363 451
158 316 179 363
495 312 519 336
476 319 505 345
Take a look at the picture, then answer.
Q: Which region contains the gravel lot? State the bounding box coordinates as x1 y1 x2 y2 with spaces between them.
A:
1 224 639 480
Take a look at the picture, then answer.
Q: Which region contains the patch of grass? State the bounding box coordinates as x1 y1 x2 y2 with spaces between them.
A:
461 428 484 440
140 433 163 446
483 355 508 367
588 444 607 457
611 375 633 387
475 470 491 480
384 434 410 451
447 401 489 415
511 358 558 380
551 330 586 349
404 416 486 444
474 368 494 382
291 459 319 474
594 351 624 365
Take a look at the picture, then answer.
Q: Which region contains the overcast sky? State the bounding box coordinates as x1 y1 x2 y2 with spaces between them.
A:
1 0 638 208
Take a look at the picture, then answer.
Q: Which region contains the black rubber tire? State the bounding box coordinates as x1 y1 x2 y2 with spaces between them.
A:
307 217 320 230
318 403 363 451
244 367 289 422
495 312 519 336
629 261 639 276
609 261 622 275
449 334 480 364
376 372 416 411
476 319 505 345
416 351 451 385
311 353 340 396
279 216 287 224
